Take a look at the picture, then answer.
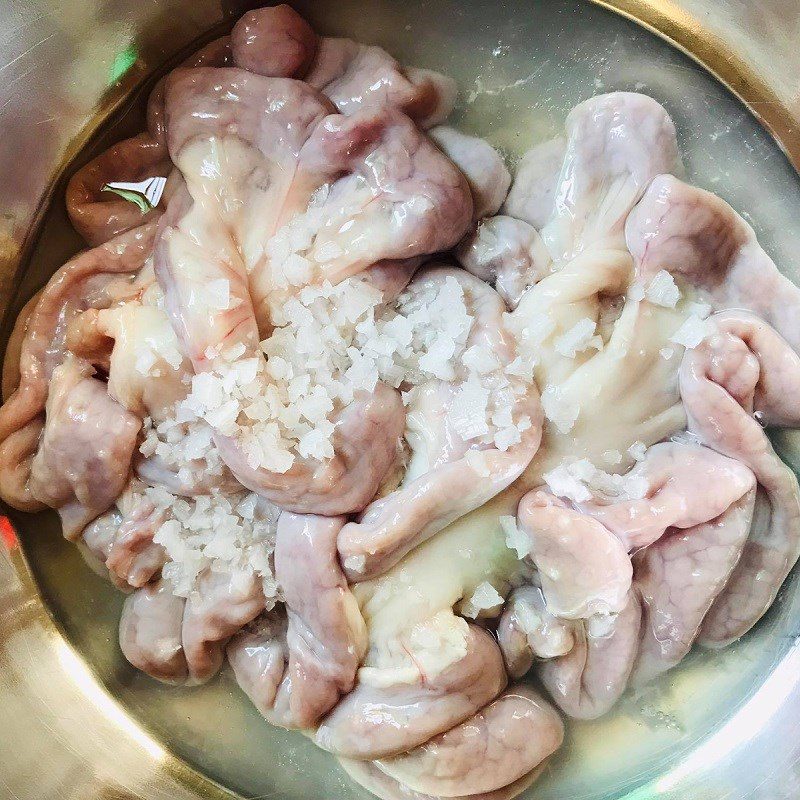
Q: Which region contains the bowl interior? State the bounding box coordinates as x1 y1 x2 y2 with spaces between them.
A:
4 1 800 798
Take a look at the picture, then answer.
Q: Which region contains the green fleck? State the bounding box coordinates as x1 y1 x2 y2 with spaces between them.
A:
110 44 138 84
101 184 152 214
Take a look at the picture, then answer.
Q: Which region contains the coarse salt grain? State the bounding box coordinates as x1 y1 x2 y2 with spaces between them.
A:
461 581 505 618
462 344 500 374
627 282 646 302
685 300 712 319
645 270 681 308
544 458 650 503
205 278 231 310
505 354 537 379
543 463 592 503
501 515 530 559
602 449 623 465
541 385 579 434
504 311 555 351
554 318 602 358
670 315 713 349
628 440 647 461
135 348 158 376
493 425 521 451
448 378 491 440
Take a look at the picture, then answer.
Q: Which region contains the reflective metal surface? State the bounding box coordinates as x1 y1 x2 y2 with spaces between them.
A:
2 2 800 798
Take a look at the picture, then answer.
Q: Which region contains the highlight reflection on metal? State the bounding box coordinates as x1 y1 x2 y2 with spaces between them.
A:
2 2 800 799
0 515 17 548
110 44 140 84
103 175 167 209
591 0 800 168
0 542 222 800
53 638 168 762
654 643 800 792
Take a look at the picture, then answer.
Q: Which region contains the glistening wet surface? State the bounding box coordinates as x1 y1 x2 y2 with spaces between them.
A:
5 1 800 798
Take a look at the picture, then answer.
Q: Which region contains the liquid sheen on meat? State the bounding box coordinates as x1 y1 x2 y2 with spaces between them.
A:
0 9 798 800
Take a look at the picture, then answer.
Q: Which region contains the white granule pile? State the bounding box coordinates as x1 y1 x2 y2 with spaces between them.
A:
177 342 302 473
446 373 533 452
259 184 364 300
170 280 375 472
543 458 649 504
139 414 227 489
147 485 282 601
178 264 535 473
177 275 475 472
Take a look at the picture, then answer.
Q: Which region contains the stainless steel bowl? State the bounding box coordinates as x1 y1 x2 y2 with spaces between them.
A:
2 2 800 798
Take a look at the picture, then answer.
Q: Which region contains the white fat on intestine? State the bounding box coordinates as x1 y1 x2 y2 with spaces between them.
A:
356 251 701 674
166 137 529 479
506 249 696 473
94 280 189 422
103 121 702 670
354 490 524 677
130 264 536 598
118 232 697 642
94 281 282 599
